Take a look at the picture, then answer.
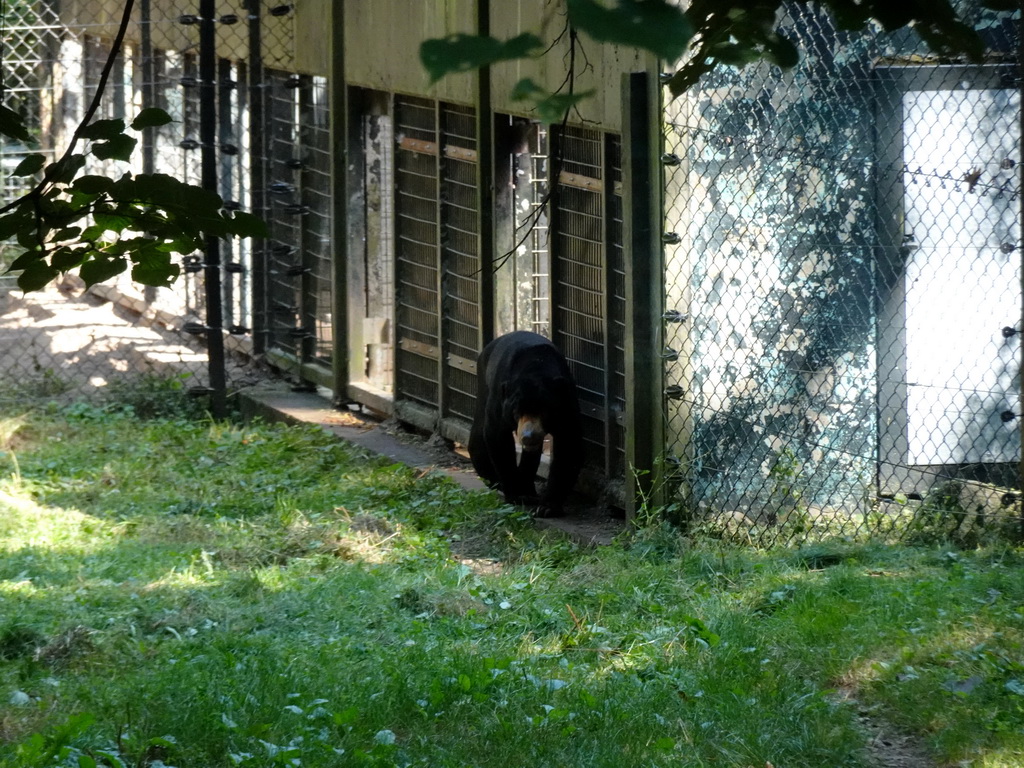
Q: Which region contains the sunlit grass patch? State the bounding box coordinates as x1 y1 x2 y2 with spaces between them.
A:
1 401 1024 766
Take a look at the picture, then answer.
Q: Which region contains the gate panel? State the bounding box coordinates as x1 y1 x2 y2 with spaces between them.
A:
265 69 303 361
608 137 626 478
553 126 625 479
395 96 441 414
440 104 480 426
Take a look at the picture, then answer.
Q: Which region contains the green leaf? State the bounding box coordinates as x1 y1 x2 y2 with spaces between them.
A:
0 105 33 143
78 118 126 141
94 210 138 233
73 175 115 195
420 33 544 83
0 210 33 241
11 154 46 177
131 107 174 130
92 134 138 162
80 254 128 287
50 246 88 271
765 34 799 69
227 210 269 238
131 250 178 288
17 259 59 292
16 229 42 250
45 154 88 184
52 226 83 243
567 0 693 61
511 79 594 124
7 248 42 272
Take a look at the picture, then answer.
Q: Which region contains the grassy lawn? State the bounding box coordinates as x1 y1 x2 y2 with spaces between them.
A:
1 399 1024 767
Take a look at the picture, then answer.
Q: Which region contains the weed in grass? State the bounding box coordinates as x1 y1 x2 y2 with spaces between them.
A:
103 373 208 421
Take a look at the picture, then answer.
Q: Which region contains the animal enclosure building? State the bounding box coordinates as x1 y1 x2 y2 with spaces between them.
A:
3 0 1022 541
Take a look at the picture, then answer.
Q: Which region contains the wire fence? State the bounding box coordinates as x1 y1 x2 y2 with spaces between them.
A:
0 0 304 410
662 5 1022 546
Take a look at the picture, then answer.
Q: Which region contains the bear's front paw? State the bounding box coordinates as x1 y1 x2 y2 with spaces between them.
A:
533 501 564 518
506 491 540 508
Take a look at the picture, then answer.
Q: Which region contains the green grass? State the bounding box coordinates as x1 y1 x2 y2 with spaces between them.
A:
1 401 1024 767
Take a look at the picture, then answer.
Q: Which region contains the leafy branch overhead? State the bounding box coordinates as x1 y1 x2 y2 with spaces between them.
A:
0 108 266 293
1 0 266 294
420 0 1008 118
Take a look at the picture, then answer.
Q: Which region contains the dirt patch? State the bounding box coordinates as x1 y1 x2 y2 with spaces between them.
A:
0 278 260 402
835 685 936 768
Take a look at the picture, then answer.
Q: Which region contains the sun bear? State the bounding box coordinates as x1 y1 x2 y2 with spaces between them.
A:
468 331 583 516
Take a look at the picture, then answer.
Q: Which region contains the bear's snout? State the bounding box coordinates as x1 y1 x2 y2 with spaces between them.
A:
517 415 546 452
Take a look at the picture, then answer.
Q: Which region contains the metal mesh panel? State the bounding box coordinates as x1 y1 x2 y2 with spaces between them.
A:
553 125 625 478
0 1 308 406
264 70 305 361
526 127 552 334
662 4 1022 544
440 103 480 425
608 138 626 478
351 92 395 394
263 73 332 365
395 95 441 411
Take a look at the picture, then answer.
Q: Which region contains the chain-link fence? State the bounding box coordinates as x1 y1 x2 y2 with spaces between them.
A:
662 5 1022 545
0 0 308 410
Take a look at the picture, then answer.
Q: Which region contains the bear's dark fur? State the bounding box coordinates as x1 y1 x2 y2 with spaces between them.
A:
468 331 583 515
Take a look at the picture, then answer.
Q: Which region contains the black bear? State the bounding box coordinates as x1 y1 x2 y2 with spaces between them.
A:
468 331 583 516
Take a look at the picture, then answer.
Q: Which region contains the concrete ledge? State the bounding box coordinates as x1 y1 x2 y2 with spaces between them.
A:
238 388 487 493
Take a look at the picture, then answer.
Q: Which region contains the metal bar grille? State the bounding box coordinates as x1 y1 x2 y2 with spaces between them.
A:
608 137 627 478
302 77 333 363
395 95 441 411
265 69 302 360
554 125 616 472
440 103 480 425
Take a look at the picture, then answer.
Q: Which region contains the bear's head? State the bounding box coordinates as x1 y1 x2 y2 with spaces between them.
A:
502 375 573 453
